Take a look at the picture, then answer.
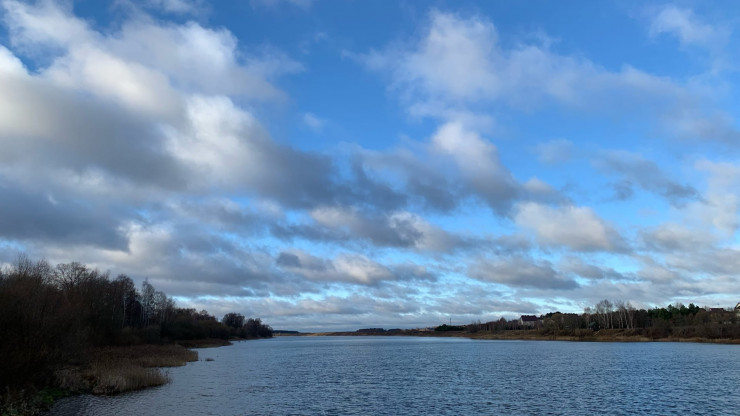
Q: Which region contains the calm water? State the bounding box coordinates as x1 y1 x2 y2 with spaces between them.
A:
48 336 740 415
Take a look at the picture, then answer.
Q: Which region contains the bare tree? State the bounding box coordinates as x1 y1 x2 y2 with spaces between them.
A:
596 299 614 329
140 279 156 326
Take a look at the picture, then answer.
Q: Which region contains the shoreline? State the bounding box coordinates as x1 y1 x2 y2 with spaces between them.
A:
288 329 740 345
6 340 239 415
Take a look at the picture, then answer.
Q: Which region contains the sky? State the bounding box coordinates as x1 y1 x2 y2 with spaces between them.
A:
1 0 739 331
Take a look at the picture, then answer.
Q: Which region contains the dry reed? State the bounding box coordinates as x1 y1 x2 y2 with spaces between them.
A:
54 344 198 395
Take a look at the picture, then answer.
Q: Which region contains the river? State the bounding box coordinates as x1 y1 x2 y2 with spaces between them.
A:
47 336 740 415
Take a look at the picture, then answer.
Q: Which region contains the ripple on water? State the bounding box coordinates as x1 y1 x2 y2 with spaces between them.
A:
46 337 740 416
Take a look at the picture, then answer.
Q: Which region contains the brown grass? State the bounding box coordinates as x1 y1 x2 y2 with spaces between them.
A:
86 363 169 395
89 344 198 367
53 344 198 395
176 338 232 348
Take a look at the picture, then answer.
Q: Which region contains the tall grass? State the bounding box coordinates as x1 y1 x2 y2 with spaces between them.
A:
53 345 198 395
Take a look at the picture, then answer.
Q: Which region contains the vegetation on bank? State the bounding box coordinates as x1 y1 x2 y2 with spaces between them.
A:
460 299 740 342
0 256 273 415
316 299 740 343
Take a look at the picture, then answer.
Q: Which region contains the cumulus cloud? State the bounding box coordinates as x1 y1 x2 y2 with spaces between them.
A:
682 159 740 236
0 183 128 250
469 256 578 290
306 207 467 252
641 223 716 253
357 147 463 212
0 67 187 189
276 250 436 286
559 256 631 281
514 202 626 252
360 9 740 145
3 1 298 100
355 124 564 216
648 6 727 49
0 0 311 194
276 251 392 285
430 121 518 213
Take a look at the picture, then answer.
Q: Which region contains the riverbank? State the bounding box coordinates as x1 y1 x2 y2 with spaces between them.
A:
463 329 740 344
176 338 233 348
298 328 740 344
54 344 199 395
2 342 226 416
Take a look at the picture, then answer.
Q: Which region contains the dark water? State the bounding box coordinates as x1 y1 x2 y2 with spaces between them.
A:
48 336 740 415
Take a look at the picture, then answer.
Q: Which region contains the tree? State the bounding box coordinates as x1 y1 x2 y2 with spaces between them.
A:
596 299 614 329
140 279 156 327
222 312 245 329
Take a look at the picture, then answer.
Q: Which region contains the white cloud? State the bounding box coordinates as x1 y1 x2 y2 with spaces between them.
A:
1 0 300 102
430 121 517 212
469 256 578 290
2 0 91 49
0 44 25 74
309 206 463 252
402 10 500 101
559 256 629 281
521 177 561 203
110 20 301 100
362 10 739 145
682 159 740 236
44 45 182 118
648 6 726 48
641 223 717 252
167 95 262 187
276 250 418 285
0 0 327 202
302 112 325 130
145 0 203 15
515 202 625 252
333 254 394 285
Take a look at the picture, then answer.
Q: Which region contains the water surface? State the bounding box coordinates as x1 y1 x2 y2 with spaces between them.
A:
48 336 740 415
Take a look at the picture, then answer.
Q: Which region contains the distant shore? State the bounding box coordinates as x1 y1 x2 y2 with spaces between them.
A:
280 329 740 344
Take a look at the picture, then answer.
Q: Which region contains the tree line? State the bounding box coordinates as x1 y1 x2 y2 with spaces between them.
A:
0 255 272 393
467 298 739 339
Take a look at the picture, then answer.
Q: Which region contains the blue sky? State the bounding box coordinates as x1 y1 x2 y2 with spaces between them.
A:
1 0 739 331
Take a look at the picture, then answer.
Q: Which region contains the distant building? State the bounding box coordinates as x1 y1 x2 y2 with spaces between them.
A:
735 302 740 318
519 315 540 328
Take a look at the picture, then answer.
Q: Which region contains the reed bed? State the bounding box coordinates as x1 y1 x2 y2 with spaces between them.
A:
54 344 198 395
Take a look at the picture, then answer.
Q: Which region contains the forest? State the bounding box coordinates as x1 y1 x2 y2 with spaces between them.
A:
460 299 740 341
0 255 272 413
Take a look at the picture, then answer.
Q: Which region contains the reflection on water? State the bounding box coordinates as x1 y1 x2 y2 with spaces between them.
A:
48 336 740 415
